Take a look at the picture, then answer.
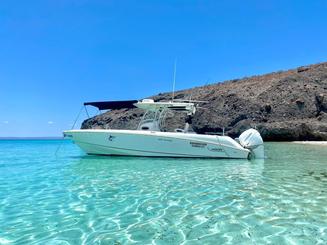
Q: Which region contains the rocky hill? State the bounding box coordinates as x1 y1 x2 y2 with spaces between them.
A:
82 62 327 141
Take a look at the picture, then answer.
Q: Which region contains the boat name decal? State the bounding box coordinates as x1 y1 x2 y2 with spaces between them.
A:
158 138 172 142
207 146 223 152
190 142 207 148
108 135 116 141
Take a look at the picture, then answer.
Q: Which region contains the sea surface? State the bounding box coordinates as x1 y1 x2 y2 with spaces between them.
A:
0 140 327 244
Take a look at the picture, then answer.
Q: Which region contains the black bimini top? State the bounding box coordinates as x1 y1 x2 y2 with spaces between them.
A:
84 100 138 110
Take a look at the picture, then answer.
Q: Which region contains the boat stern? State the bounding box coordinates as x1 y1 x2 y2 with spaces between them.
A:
239 128 265 159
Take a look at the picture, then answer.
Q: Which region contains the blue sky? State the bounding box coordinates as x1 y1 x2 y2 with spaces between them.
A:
0 0 326 137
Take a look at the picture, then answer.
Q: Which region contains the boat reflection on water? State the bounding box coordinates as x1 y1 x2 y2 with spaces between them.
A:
67 155 266 203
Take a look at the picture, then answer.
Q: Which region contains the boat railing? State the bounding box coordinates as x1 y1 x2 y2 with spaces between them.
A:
204 128 226 136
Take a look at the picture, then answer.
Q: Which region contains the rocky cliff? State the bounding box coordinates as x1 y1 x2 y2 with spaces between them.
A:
82 62 327 141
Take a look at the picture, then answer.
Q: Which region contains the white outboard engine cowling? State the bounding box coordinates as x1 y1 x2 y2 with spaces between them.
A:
239 128 264 159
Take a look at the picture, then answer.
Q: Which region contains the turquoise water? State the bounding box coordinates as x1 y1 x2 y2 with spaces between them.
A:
0 140 327 244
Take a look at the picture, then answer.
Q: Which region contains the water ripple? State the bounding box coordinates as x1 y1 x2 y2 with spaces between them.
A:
0 141 327 244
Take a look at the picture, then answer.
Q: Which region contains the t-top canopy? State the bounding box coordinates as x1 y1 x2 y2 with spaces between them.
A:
135 99 196 114
84 100 138 110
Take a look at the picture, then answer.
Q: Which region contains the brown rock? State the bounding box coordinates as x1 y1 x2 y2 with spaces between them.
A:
82 62 327 141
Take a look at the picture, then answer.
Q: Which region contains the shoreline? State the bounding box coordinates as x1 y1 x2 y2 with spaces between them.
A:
292 141 327 145
1 137 327 144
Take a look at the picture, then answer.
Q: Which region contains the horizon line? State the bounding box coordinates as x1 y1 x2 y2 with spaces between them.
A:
0 136 64 140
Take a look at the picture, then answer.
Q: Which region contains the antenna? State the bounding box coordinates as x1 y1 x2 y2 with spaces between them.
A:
172 60 177 102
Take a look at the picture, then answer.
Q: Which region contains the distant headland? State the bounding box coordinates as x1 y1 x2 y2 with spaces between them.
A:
82 62 327 141
0 137 63 140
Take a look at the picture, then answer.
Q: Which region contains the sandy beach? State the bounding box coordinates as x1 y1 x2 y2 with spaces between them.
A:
293 141 327 145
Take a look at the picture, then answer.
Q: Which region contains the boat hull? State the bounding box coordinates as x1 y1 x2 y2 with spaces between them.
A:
63 129 250 159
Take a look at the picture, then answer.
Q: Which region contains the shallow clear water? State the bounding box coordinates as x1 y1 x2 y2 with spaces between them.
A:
0 140 327 244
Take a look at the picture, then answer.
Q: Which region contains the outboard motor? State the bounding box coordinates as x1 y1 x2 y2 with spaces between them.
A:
239 128 264 159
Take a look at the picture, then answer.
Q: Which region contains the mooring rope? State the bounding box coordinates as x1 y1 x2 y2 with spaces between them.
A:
55 105 85 157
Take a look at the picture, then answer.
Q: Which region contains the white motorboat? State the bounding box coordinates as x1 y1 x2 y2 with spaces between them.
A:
63 99 264 159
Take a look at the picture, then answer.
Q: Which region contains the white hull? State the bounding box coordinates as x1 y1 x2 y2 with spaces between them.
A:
64 129 250 159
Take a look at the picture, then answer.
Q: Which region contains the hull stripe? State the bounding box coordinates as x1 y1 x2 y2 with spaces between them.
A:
68 130 246 152
75 140 247 159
